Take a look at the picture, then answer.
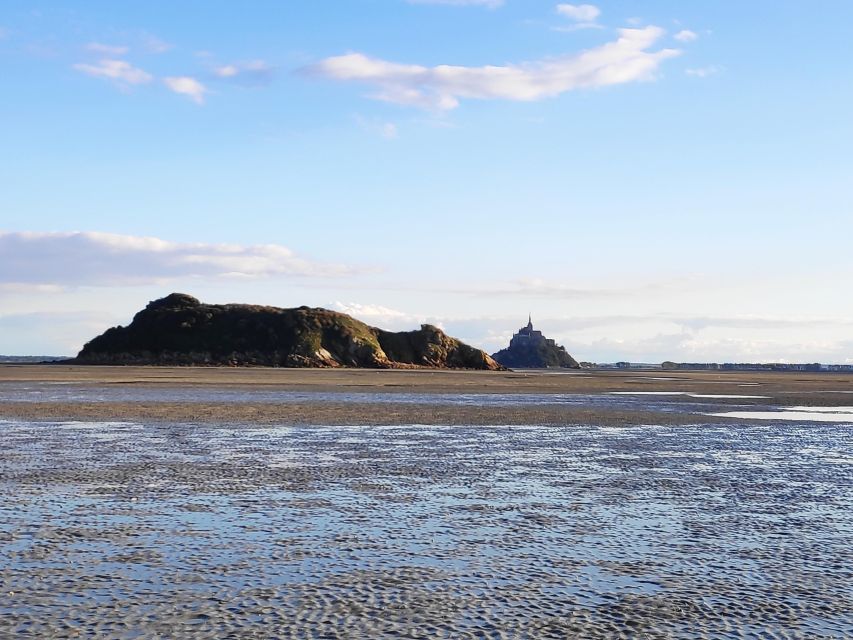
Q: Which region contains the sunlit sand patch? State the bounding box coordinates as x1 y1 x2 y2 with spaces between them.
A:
510 369 591 375
689 393 770 399
610 391 686 396
610 391 769 399
712 406 853 423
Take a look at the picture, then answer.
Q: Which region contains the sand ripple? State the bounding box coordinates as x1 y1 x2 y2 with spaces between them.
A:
0 420 851 638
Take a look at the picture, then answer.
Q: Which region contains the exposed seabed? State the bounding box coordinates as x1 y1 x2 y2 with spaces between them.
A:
1 418 851 639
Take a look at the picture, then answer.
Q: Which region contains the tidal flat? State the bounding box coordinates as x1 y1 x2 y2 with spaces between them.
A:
0 367 852 638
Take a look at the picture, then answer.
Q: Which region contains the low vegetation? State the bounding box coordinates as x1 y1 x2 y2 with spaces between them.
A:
75 293 503 370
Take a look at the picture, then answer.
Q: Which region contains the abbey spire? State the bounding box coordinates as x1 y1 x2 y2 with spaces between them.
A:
491 316 579 369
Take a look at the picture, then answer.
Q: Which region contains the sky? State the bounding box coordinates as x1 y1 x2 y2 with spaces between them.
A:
1 1 852 362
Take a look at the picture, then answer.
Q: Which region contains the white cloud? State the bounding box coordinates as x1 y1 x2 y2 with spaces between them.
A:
0 231 358 287
556 3 601 22
215 65 239 78
329 302 430 332
73 59 152 86
407 0 504 7
674 29 698 42
164 76 208 104
85 42 129 56
578 333 853 365
424 313 853 363
331 302 410 320
213 60 275 85
552 4 603 32
309 26 680 110
686 65 722 78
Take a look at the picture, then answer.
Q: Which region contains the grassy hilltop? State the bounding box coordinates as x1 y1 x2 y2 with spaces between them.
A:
75 293 503 370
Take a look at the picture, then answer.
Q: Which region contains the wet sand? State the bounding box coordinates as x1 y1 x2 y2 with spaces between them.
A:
1 366 852 638
1 365 852 425
3 364 853 396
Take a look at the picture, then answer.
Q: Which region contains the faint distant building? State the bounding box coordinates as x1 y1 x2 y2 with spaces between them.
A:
492 316 579 369
509 315 557 348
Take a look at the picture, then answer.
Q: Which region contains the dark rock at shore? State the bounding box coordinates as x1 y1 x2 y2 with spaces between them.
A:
74 293 503 370
492 342 579 369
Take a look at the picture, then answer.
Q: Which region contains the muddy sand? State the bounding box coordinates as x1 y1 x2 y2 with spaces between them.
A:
1 365 852 425
0 366 851 638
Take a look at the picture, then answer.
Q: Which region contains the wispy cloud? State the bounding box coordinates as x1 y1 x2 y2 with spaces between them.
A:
213 60 275 85
74 60 210 103
552 3 603 32
455 276 694 300
555 3 600 22
669 314 853 332
330 302 411 321
379 122 398 138
0 26 9 40
163 76 208 104
577 333 853 365
315 305 853 362
0 231 359 287
142 33 172 54
674 29 698 42
309 26 680 110
85 42 129 56
329 302 450 334
392 312 853 361
72 59 153 86
407 0 504 7
686 65 722 78
355 115 399 139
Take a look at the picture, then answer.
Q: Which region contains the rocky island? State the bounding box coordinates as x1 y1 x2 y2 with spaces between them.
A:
492 316 579 369
74 293 503 370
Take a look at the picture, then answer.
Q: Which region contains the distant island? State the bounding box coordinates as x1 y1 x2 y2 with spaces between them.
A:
590 361 853 372
491 316 579 369
73 293 503 370
660 361 853 372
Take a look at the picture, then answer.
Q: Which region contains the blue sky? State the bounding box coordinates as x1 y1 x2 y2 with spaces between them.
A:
1 1 852 362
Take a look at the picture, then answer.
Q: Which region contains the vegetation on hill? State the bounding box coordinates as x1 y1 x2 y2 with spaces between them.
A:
74 293 503 370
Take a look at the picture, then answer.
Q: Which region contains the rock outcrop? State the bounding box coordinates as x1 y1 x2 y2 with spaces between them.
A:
491 317 579 369
74 293 503 370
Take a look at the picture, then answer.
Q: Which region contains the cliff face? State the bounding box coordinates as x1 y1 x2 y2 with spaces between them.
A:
74 293 503 370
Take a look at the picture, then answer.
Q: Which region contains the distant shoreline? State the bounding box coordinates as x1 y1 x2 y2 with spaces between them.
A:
0 357 71 364
4 358 853 371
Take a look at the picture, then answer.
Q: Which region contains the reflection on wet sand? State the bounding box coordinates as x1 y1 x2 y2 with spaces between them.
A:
1 419 851 638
